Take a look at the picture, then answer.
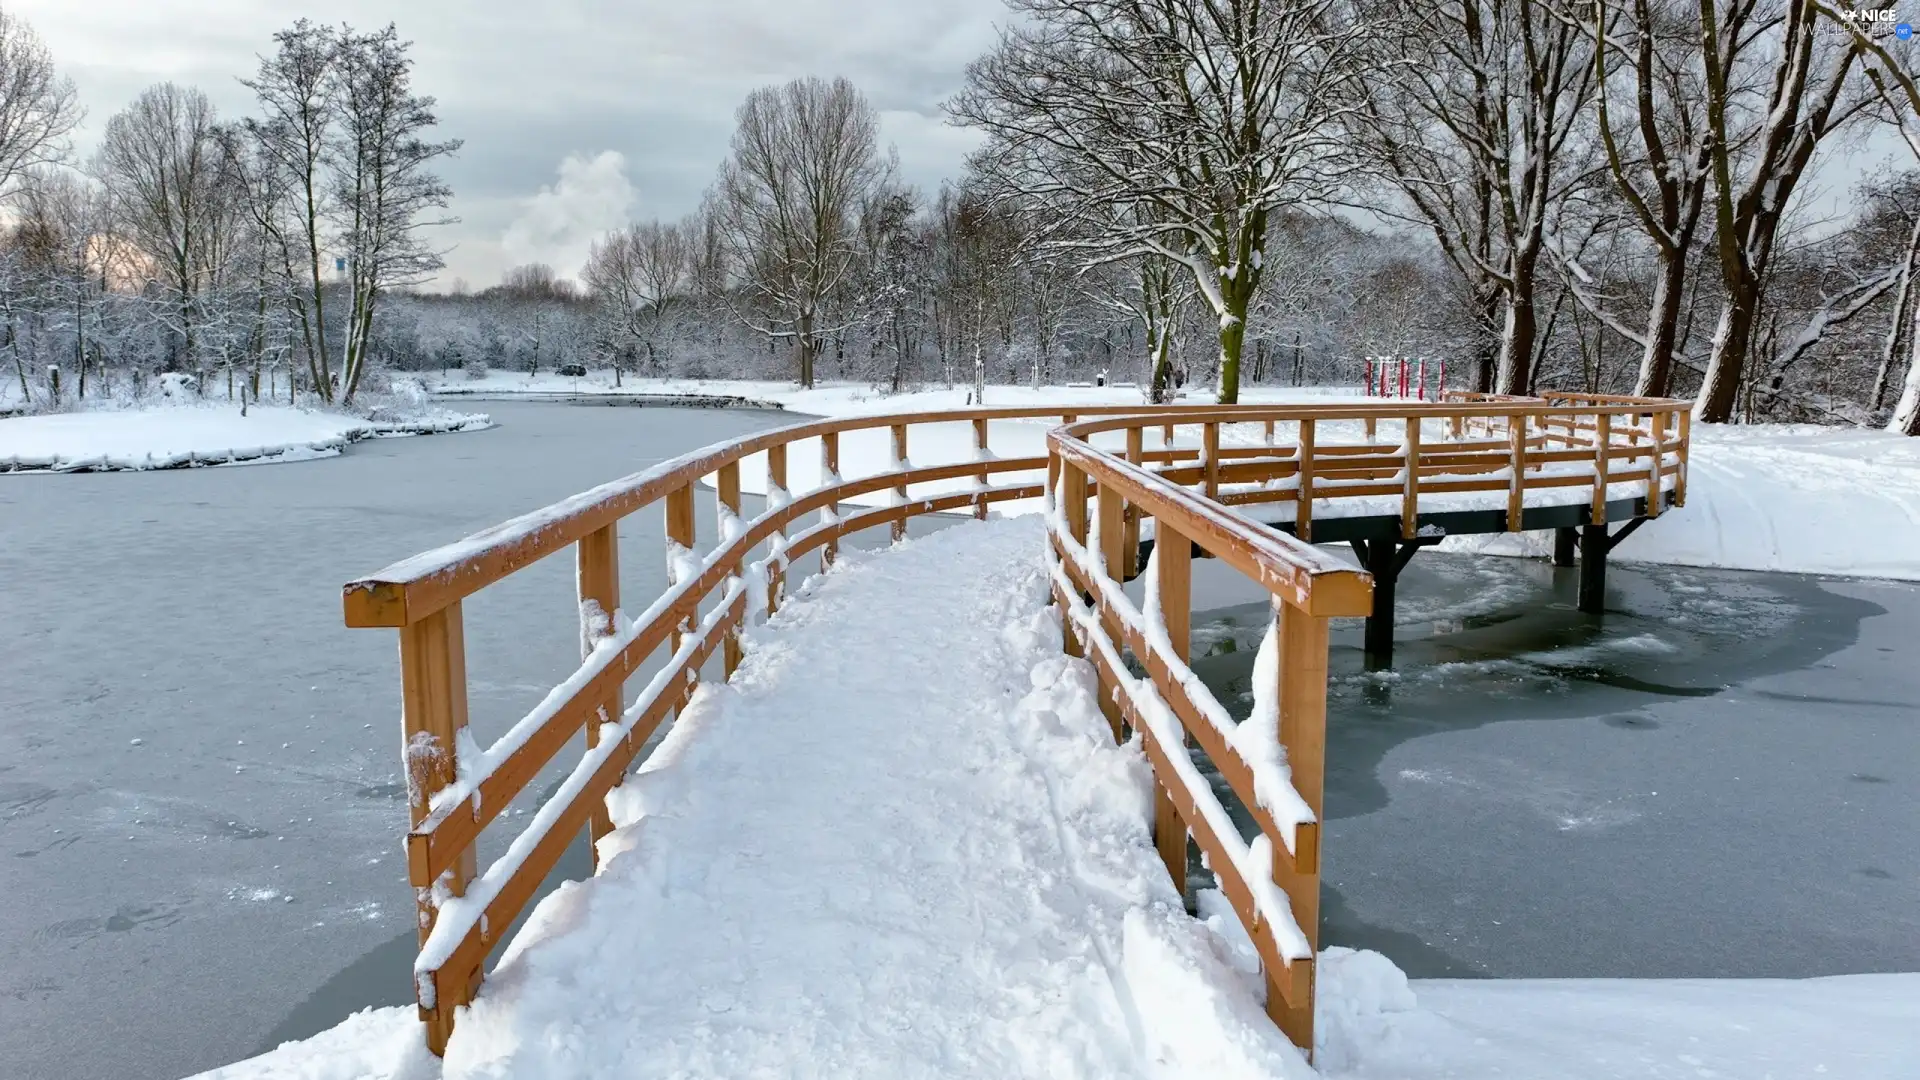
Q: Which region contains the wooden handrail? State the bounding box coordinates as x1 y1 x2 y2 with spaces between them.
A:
343 392 1691 1059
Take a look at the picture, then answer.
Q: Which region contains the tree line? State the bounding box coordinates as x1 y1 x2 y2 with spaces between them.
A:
2 2 1918 436
0 13 455 410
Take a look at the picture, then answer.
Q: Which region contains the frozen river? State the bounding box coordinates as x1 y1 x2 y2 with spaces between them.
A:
2 400 1915 1079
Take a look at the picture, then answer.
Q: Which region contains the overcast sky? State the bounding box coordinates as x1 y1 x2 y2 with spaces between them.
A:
12 0 1006 288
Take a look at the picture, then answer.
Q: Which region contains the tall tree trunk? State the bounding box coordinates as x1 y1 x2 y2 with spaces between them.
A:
1635 249 1688 397
1872 215 1920 413
1696 285 1757 423
1892 291 1920 434
795 310 817 388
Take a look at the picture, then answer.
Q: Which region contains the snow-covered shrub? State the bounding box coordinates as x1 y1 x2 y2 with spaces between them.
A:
157 372 198 401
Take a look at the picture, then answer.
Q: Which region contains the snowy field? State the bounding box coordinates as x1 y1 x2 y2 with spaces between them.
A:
190 519 1919 1080
430 373 1920 582
0 404 491 472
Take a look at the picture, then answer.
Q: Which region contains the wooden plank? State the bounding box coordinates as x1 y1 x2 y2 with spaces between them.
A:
822 431 840 568
1647 410 1665 519
718 461 744 676
1153 520 1193 894
575 522 622 855
766 443 788 614
1202 422 1221 501
973 417 990 520
1123 427 1144 578
1591 412 1611 525
1506 417 1526 532
1061 464 1089 659
1401 416 1421 540
891 423 909 541
1297 419 1316 542
397 601 476 1052
1270 602 1329 1052
1676 409 1690 506
666 482 696 675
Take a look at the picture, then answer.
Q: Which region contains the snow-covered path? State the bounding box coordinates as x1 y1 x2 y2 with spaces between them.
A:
423 516 1293 1080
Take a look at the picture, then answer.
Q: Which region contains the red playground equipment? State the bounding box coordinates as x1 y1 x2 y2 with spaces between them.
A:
1362 356 1446 401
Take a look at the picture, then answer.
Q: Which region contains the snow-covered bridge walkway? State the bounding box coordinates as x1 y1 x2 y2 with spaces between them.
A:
392 517 1297 1079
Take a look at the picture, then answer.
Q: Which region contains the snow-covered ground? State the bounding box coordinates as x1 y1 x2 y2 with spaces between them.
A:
420 369 1357 414
430 375 1920 583
0 404 491 472
1445 422 1920 581
189 520 1918 1080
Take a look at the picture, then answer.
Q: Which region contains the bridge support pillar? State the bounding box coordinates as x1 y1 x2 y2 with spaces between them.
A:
1553 526 1577 568
1578 523 1608 614
1362 539 1397 667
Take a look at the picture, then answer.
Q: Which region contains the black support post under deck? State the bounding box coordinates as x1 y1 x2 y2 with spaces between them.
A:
1578 523 1608 614
1553 526 1578 568
1363 538 1398 667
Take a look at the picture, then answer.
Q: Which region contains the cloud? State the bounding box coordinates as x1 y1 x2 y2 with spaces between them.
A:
500 150 638 282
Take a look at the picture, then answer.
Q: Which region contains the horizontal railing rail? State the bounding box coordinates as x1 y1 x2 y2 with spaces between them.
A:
343 391 1690 1059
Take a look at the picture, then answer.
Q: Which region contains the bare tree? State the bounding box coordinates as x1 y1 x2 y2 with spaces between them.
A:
1810 1 1920 433
242 19 340 401
583 219 693 377
954 0 1366 402
95 83 233 371
1582 0 1717 397
709 76 889 388
17 170 114 397
1693 0 1865 422
1354 0 1597 395
0 7 79 197
329 24 460 403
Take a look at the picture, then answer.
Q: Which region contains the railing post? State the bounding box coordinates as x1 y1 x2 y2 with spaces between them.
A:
1202 422 1221 502
1152 523 1192 897
1296 418 1316 542
666 483 696 659
973 417 990 521
1096 479 1126 741
1122 427 1144 578
398 601 477 1054
576 524 622 857
1401 416 1421 540
1647 410 1664 519
767 443 788 613
1270 600 1328 1055
1676 410 1690 507
1592 412 1611 525
1061 463 1089 660
718 461 744 676
891 423 909 541
822 431 840 568
1506 414 1526 532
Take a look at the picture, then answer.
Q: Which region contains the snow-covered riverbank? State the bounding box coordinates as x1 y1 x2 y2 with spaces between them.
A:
0 404 492 473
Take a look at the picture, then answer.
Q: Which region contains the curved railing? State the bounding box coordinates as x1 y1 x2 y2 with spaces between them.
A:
342 392 1689 1057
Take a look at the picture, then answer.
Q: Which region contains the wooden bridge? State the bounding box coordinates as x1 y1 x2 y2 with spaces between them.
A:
341 392 1690 1068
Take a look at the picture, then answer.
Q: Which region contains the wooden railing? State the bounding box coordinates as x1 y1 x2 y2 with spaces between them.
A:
1046 416 1371 1054
342 404 1199 1054
341 392 1689 1058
